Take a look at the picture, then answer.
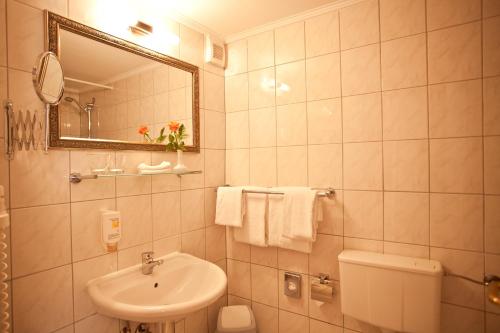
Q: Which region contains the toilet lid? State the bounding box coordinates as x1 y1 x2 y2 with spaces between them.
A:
220 305 252 329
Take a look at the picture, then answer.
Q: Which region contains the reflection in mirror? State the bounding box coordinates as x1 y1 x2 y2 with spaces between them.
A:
58 29 194 145
32 51 64 105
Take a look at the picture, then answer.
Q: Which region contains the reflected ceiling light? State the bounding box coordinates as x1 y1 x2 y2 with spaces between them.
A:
166 33 180 45
260 78 290 92
261 77 276 90
129 21 153 36
278 83 290 92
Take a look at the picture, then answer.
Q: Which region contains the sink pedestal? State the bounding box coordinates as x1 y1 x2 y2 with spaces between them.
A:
158 321 175 333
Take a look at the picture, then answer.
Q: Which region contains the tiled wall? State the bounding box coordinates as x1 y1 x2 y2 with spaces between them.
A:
224 0 500 332
1 0 226 332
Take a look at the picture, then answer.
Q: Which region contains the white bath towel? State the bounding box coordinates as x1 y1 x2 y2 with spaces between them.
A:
233 187 268 247
215 186 245 227
281 187 319 241
268 189 313 253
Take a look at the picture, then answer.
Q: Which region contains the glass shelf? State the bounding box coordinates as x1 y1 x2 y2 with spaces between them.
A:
69 169 202 183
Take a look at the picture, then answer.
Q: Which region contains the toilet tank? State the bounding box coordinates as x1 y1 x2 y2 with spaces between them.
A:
338 250 442 333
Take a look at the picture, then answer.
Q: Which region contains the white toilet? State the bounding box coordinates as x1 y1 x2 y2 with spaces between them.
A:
215 305 257 333
338 250 443 333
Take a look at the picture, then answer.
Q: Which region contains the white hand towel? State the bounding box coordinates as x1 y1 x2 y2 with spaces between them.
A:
233 187 268 247
215 186 245 227
137 161 171 170
138 169 170 175
281 187 318 241
268 190 312 253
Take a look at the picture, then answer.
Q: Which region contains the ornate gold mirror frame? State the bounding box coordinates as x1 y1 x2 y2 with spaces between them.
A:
45 11 200 152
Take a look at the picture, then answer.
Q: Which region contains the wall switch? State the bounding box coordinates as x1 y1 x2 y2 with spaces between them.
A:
284 272 301 298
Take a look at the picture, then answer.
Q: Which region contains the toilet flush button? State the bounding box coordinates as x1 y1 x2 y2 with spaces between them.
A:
284 272 301 298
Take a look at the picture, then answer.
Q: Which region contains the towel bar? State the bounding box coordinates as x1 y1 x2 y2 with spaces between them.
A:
215 186 335 198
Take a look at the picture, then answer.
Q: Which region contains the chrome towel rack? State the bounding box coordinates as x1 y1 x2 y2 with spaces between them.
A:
215 186 336 199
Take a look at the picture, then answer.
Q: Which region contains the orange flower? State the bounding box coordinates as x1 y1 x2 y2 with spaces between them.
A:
138 125 149 135
168 121 180 132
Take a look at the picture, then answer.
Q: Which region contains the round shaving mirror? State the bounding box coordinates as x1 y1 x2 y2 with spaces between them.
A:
32 51 64 105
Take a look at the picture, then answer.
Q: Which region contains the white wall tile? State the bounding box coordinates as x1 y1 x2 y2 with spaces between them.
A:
381 33 427 90
430 194 483 251
380 0 425 41
13 265 73 333
250 147 277 187
74 314 119 333
73 254 117 320
344 190 383 240
343 142 383 190
306 53 341 100
226 39 248 76
249 67 276 109
430 137 483 194
275 61 306 105
483 16 500 77
249 107 276 147
339 0 380 50
485 195 500 254
307 144 342 189
429 79 482 138
7 1 43 71
342 93 382 142
152 191 181 239
383 139 429 192
306 98 342 144
341 43 381 96
305 11 340 57
433 247 485 310
275 22 305 65
10 150 70 208
71 199 115 261
276 103 307 146
384 192 429 245
117 194 152 249
247 31 274 71
428 22 481 84
0 0 6 67
225 73 249 112
226 111 249 149
277 146 308 186
11 204 71 277
427 0 481 31
181 189 204 232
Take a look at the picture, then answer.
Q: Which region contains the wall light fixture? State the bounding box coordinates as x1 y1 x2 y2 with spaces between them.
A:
129 21 154 36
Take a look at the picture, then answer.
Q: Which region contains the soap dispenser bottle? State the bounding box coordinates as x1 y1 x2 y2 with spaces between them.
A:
100 209 121 252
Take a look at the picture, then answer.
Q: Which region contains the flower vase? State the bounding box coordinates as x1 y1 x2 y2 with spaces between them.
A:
173 149 187 172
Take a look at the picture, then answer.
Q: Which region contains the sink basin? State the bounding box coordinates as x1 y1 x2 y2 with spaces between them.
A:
86 252 227 323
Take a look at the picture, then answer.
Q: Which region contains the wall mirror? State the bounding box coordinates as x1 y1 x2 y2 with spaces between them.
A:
46 11 200 152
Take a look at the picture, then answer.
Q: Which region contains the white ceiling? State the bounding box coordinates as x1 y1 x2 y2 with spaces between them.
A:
165 0 340 38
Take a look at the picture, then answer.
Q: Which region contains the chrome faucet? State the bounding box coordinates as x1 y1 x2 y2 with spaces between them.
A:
141 251 164 275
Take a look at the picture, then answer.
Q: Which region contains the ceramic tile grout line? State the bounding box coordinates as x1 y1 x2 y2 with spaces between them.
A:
0 185 10 333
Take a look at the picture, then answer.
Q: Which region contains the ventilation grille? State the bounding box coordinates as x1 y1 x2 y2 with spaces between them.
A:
205 34 226 68
212 44 224 61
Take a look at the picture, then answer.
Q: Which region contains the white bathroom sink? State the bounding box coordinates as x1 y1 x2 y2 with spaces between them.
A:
86 252 227 323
